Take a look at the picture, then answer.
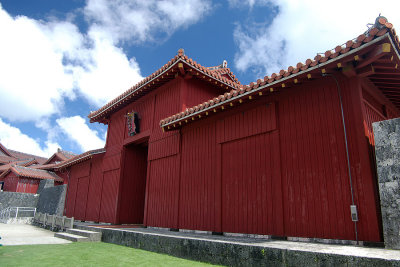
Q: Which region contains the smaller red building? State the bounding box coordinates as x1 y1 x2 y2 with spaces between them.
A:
0 165 62 193
0 142 75 192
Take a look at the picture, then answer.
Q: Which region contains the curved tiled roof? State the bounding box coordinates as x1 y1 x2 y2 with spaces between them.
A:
43 150 77 165
53 148 106 170
1 165 62 182
160 17 400 129
7 149 47 164
0 158 37 173
88 49 241 123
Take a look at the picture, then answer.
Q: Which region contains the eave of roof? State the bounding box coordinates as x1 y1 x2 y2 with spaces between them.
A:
0 143 12 157
1 165 62 182
43 150 76 165
161 19 400 130
0 158 37 173
53 148 106 170
88 50 242 124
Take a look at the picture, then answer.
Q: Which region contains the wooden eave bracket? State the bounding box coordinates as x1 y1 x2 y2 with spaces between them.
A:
357 64 375 77
178 62 186 75
356 43 391 69
342 63 357 78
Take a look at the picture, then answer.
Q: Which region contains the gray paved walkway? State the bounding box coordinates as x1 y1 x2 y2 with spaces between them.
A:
0 223 71 246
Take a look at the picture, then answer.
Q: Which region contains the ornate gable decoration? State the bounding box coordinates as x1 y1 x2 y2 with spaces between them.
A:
126 111 140 136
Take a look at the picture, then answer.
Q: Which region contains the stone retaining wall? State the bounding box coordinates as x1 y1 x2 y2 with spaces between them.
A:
0 191 38 211
75 225 400 267
36 184 67 216
373 117 400 250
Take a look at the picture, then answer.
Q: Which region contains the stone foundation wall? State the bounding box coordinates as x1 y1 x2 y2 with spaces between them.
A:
0 191 39 211
373 117 400 249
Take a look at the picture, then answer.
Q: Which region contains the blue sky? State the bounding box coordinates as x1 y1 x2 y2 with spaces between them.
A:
0 0 399 157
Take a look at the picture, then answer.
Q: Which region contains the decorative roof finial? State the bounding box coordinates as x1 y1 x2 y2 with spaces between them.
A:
375 15 388 30
222 60 228 68
178 48 184 57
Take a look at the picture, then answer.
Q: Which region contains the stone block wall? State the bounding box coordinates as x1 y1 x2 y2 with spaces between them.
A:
0 191 39 211
36 179 54 194
36 183 67 216
373 117 400 249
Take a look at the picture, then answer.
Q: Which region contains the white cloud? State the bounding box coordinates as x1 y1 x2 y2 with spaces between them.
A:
0 118 59 157
0 7 78 121
233 0 400 77
228 0 269 9
0 1 214 154
56 116 105 152
84 0 212 43
71 30 143 106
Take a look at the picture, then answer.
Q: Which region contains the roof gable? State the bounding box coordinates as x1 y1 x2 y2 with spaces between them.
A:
43 150 77 165
88 49 242 124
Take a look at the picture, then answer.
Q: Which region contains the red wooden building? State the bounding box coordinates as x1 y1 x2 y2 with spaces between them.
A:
62 17 400 243
0 143 75 192
0 165 62 193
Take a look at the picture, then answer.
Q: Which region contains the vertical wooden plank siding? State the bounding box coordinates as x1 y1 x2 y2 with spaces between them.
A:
3 173 18 192
221 131 282 235
85 155 105 222
99 169 120 223
279 80 358 240
179 123 217 231
337 77 381 242
74 176 90 220
183 78 226 110
146 154 180 228
151 78 182 142
64 160 91 218
64 174 78 217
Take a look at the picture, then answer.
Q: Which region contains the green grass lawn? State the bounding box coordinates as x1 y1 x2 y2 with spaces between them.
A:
0 242 219 267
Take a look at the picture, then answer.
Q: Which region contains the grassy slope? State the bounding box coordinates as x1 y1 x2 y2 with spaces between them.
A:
0 242 219 267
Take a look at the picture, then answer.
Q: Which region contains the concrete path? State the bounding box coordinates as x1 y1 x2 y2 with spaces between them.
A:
0 223 71 246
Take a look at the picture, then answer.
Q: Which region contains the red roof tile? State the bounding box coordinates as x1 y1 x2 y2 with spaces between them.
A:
0 155 16 164
7 149 47 164
1 165 62 182
43 150 77 165
160 16 400 129
53 148 106 170
0 158 37 173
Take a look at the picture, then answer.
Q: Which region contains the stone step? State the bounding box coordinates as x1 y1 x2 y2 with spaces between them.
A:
54 232 89 242
66 228 102 242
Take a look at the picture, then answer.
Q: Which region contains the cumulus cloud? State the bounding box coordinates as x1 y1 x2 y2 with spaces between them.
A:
0 118 59 157
0 7 78 121
84 0 212 43
0 1 213 152
233 0 400 78
56 116 105 152
71 30 142 106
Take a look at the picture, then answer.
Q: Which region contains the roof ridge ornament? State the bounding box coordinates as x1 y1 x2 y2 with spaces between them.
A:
178 48 185 57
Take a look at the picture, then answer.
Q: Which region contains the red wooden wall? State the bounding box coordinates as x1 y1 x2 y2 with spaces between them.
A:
63 72 398 242
1 172 18 192
176 76 385 242
1 172 40 193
